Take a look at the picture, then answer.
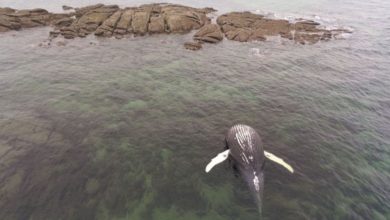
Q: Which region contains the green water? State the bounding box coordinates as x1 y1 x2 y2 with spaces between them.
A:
0 0 389 219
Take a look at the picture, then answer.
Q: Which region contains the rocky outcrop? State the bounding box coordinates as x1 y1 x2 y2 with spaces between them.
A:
95 10 123 37
148 16 165 34
0 4 351 49
193 24 223 43
56 4 212 39
131 9 150 35
61 5 119 38
216 12 348 44
74 4 104 18
113 9 134 36
162 5 210 33
0 7 70 32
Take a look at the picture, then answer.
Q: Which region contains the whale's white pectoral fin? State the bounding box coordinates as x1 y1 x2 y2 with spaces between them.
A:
264 151 294 173
205 149 230 173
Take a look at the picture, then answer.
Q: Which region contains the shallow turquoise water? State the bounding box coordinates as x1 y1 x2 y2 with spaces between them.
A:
0 0 389 219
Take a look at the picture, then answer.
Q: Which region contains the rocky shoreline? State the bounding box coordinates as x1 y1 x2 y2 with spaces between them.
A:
0 3 350 50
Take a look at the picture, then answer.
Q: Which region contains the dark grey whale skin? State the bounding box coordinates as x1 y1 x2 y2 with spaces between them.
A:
225 124 266 213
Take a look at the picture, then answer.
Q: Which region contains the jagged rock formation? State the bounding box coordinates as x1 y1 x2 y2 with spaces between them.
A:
0 3 351 49
54 3 212 39
193 24 224 43
0 7 69 32
217 12 349 44
61 4 119 38
183 23 223 50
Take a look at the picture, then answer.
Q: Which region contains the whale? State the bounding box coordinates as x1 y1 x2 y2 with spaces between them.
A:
205 124 294 213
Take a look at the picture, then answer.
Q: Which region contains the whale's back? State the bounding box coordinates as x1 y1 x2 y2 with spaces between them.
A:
225 124 265 172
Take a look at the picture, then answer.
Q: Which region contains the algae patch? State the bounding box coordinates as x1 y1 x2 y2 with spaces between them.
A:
86 178 100 194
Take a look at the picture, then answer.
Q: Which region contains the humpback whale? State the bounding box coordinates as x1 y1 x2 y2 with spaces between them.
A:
205 124 294 213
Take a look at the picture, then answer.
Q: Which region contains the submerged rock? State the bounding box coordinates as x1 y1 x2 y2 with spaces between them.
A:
56 40 67 46
184 41 202 50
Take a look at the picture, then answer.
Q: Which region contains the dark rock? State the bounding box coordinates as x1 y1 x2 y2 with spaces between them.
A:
193 24 223 43
49 30 60 38
38 40 51 48
60 26 78 39
62 5 73 11
184 41 202 50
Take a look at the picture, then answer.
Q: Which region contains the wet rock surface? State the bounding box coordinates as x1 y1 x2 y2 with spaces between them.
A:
0 7 69 32
217 12 348 44
61 5 119 38
57 3 212 39
0 4 350 49
193 24 223 43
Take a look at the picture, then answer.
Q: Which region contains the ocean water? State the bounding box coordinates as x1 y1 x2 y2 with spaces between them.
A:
0 0 389 219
